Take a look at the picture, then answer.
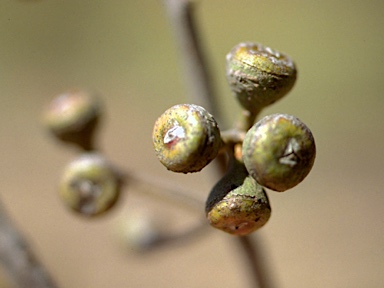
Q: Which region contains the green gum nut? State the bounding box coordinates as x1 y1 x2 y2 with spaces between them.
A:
43 89 101 150
59 153 120 217
152 104 221 173
226 42 297 113
242 114 316 192
206 159 271 236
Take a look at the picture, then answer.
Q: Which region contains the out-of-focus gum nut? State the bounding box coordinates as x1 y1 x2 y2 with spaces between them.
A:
117 209 161 253
43 89 101 148
59 153 120 217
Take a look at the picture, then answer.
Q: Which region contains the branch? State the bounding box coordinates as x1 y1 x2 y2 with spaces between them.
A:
163 0 219 120
162 1 273 288
236 235 276 288
127 170 204 213
0 199 58 288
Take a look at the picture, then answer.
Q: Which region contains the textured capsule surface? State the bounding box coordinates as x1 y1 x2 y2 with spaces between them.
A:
226 42 297 112
243 114 316 192
207 175 271 236
59 153 120 216
152 104 221 173
206 160 271 236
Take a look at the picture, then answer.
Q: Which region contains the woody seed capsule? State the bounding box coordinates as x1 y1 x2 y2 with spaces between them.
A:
152 104 221 173
242 114 316 192
226 42 297 113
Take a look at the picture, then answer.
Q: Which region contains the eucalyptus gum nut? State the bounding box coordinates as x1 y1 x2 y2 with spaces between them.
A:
43 89 101 149
152 104 221 173
226 42 297 113
243 114 316 192
59 153 120 217
118 209 161 252
206 159 271 236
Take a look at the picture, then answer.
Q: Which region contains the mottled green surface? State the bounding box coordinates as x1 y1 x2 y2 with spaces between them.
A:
206 159 270 235
152 104 221 173
226 42 297 112
208 176 271 236
243 114 316 192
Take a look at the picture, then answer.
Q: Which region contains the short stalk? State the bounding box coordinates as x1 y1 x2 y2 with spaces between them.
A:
235 108 261 132
127 170 204 214
236 235 275 288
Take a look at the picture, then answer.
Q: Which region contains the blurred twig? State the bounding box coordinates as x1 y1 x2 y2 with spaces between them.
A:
118 168 210 252
163 0 219 120
127 170 204 214
236 235 276 288
0 199 57 288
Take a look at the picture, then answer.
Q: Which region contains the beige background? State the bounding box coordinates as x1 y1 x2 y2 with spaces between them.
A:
1 1 384 287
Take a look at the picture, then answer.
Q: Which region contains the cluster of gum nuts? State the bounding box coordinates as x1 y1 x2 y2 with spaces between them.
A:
152 42 316 236
42 42 316 237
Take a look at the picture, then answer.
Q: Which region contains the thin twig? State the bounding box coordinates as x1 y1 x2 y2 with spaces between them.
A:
140 221 209 253
0 199 58 288
163 0 219 120
120 170 209 252
162 1 274 288
236 235 276 288
127 170 204 213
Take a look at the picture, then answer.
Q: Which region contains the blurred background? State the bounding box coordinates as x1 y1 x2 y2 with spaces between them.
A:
1 0 384 287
